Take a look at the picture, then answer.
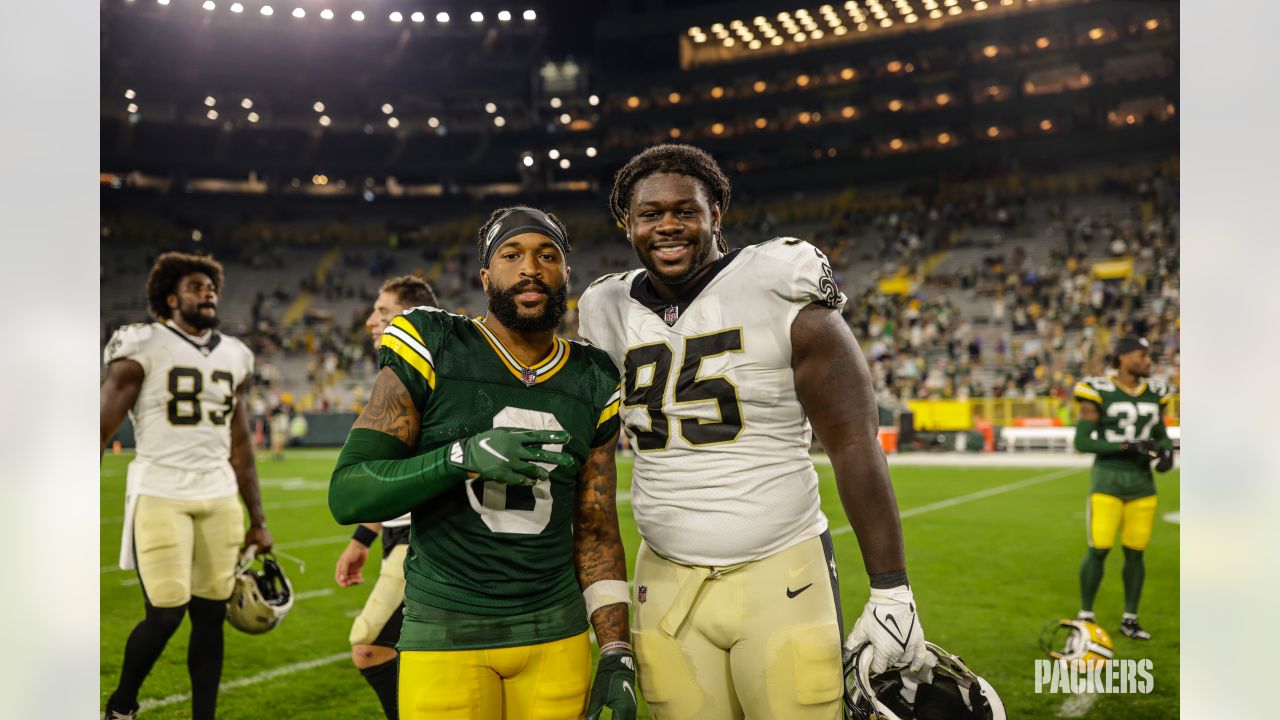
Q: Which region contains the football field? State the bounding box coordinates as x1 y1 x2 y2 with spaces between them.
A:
101 450 1180 719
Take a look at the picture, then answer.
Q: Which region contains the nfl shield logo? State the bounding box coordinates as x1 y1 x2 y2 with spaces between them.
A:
662 305 679 325
637 585 647 604
520 367 537 386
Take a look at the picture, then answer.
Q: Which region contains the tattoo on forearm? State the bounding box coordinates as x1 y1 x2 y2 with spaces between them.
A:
353 368 419 446
574 441 630 644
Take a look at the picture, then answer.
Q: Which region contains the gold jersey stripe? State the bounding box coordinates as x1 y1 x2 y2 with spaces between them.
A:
1073 384 1102 402
471 320 571 384
597 400 620 428
390 315 426 345
382 334 437 390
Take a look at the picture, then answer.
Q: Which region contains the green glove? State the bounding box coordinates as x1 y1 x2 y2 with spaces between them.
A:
448 428 573 486
585 651 637 720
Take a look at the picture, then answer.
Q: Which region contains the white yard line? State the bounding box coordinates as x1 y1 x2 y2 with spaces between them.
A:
1163 512 1180 524
138 652 350 711
1057 691 1100 717
831 467 1083 537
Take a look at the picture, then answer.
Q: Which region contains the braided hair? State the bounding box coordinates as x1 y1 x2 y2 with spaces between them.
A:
608 144 731 252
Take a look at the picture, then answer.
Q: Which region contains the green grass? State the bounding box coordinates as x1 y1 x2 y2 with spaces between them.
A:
102 451 1179 718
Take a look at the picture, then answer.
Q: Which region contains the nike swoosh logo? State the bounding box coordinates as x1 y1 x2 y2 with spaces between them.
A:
786 583 813 598
478 437 509 461
873 608 913 648
788 562 812 579
622 679 635 703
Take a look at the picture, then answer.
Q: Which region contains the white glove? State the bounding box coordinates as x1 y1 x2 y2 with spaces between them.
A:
844 585 933 674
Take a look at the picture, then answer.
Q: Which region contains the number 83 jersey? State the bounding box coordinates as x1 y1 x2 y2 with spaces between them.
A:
578 238 848 567
104 322 254 498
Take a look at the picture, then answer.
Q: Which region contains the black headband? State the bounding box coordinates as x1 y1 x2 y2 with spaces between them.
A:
1112 336 1150 357
480 207 570 268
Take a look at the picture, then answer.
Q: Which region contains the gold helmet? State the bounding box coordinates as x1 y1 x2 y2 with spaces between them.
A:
1040 619 1114 669
226 549 293 634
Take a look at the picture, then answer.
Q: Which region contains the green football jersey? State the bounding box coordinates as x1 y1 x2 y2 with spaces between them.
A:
1073 375 1174 499
378 308 622 650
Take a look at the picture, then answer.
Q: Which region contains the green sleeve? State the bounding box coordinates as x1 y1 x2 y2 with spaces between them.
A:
1074 418 1124 454
328 428 469 525
1151 417 1174 450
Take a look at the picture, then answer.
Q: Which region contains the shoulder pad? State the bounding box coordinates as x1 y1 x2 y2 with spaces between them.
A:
748 238 846 310
103 323 155 366
1146 378 1173 397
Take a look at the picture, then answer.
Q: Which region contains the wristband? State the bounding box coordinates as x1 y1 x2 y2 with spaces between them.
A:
352 525 378 548
583 579 631 617
250 521 268 530
599 641 633 657
869 569 908 589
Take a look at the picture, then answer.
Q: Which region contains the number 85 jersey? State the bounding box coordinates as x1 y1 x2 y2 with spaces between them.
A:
104 322 254 494
578 238 847 567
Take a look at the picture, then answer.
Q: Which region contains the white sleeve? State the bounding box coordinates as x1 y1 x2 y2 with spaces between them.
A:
103 324 154 373
764 238 848 311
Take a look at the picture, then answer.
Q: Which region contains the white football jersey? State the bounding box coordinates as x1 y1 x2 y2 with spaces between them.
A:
578 238 847 566
104 321 255 499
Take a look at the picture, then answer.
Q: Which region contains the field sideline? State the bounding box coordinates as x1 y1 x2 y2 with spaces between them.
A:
101 450 1180 719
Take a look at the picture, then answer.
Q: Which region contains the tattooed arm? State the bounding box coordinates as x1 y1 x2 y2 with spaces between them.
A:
328 367 465 524
573 431 631 648
231 380 273 550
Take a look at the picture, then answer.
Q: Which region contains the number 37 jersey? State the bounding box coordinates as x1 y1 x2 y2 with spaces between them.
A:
578 238 848 567
104 322 254 496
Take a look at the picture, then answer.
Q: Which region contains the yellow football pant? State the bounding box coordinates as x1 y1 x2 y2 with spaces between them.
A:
632 535 844 720
133 493 242 607
398 631 590 720
1087 493 1158 551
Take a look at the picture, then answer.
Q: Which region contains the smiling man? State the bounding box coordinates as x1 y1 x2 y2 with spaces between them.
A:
328 207 636 720
100 252 270 720
578 145 929 720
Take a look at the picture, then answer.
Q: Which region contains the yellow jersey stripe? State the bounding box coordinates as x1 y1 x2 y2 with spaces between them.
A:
382 334 437 390
1073 384 1102 402
597 400 620 428
389 315 425 345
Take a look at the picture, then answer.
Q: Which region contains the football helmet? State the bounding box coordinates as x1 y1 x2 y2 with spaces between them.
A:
845 641 1005 720
1039 618 1114 667
226 549 293 634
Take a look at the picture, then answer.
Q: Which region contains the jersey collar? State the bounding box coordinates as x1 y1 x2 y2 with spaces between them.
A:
629 249 741 326
162 321 222 355
470 318 570 386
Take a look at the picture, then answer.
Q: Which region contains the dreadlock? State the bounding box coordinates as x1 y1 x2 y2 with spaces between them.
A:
475 206 572 266
145 252 224 320
608 144 732 252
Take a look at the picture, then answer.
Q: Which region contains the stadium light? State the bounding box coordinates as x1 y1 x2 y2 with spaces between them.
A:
1040 119 1053 131
550 97 562 108
889 138 904 150
499 10 512 22
427 116 440 128
202 1 215 11
387 117 400 128
523 10 536 21
157 0 170 5
204 96 217 107
1036 36 1050 48
241 98 253 109
247 112 259 123
548 149 560 159
668 92 681 104
975 1 988 9
320 9 333 20
494 115 507 127
559 113 571 124
485 102 498 113
319 115 331 126
522 155 535 167
437 12 450 23
987 126 1000 137
888 99 902 111
207 109 219 120
559 158 570 169
586 146 597 157
411 11 425 23
292 7 304 18
230 3 243 12
260 5 273 16
471 11 484 23
381 103 394 114
754 117 767 129
753 80 766 93
124 88 136 99
937 132 952 144
352 10 365 21
771 36 783 45
625 96 640 108
588 94 599 106
390 12 403 22
127 103 139 113
749 39 761 49
313 101 325 112
841 105 856 118
711 122 725 135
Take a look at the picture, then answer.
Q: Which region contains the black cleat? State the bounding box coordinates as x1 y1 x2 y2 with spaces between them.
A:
1119 617 1151 640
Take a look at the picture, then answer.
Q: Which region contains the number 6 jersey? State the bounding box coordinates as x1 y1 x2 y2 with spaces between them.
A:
578 238 848 567
104 321 255 499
